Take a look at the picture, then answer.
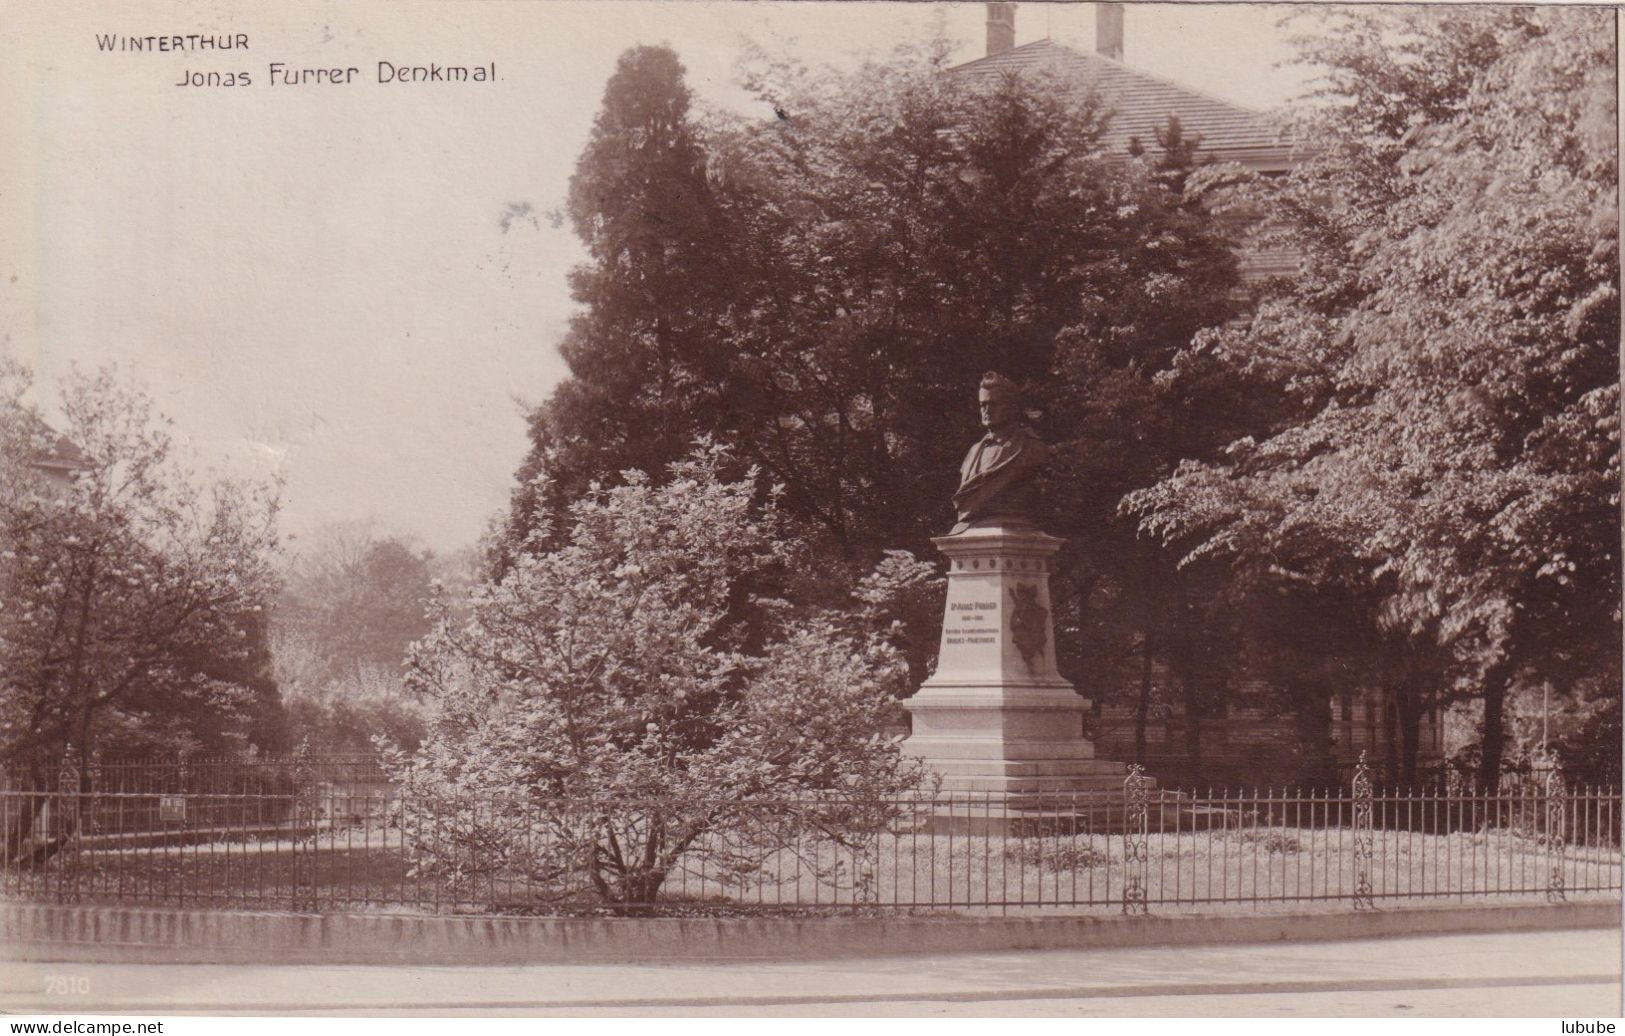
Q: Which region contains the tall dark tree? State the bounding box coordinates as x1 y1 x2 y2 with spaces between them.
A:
505 42 1247 570
495 42 1254 769
1034 113 1257 780
705 55 1126 555
502 45 732 572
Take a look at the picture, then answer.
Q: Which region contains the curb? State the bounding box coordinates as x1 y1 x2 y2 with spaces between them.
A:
2 899 1618 965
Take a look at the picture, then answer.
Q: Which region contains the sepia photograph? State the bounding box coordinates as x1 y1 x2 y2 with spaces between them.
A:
0 0 1619 1024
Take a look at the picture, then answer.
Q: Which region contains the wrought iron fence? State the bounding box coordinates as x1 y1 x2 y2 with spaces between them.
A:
4 754 390 795
2 752 393 837
2 756 1617 916
1327 758 1567 790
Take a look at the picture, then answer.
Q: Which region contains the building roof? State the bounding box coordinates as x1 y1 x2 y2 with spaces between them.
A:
7 406 86 477
950 39 1296 171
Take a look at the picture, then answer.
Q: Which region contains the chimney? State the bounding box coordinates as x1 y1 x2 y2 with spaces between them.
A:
1096 2 1124 61
986 2 1016 57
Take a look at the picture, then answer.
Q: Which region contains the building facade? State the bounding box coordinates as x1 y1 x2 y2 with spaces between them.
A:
951 2 1301 282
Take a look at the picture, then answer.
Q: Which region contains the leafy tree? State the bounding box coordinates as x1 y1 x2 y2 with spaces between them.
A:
0 364 281 861
1126 7 1619 786
1036 114 1252 781
395 447 926 905
850 549 946 692
500 40 1251 777
710 49 1199 556
271 521 446 754
1555 695 1621 788
506 42 1245 564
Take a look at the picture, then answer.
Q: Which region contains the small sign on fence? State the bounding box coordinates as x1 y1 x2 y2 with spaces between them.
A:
158 794 187 823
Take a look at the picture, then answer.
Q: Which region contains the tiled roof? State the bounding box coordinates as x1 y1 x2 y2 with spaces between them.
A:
8 406 86 473
950 39 1294 168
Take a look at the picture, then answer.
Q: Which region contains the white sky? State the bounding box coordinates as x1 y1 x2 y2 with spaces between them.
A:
0 1 1309 554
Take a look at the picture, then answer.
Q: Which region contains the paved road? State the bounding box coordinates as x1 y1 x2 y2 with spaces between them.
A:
2 927 1619 1017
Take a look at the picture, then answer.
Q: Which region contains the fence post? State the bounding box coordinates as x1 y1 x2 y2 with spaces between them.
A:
85 750 101 836
177 752 192 831
55 746 81 902
292 739 317 912
1545 760 1567 903
1352 751 1375 911
1122 764 1149 915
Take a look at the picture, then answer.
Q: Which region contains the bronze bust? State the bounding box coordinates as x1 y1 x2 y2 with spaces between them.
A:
950 372 1046 534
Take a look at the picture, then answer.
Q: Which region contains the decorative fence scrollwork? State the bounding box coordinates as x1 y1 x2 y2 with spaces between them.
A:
53 746 82 902
1546 761 1568 903
4 751 1617 916
175 753 192 829
56 746 80 837
56 746 80 799
292 739 318 911
1351 751 1376 911
84 750 102 835
1122 763 1150 915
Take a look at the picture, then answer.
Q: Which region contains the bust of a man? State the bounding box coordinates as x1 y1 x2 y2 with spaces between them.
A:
950 372 1047 534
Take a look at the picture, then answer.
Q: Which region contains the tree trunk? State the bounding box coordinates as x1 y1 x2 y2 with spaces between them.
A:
1180 673 1203 788
1 752 68 869
1393 668 1425 787
1382 691 1399 785
1 794 41 867
78 708 96 794
1398 699 1423 786
1477 655 1516 791
1134 630 1152 765
1290 684 1335 789
626 869 666 906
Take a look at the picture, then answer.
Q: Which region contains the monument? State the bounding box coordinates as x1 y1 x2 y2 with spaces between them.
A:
903 373 1128 800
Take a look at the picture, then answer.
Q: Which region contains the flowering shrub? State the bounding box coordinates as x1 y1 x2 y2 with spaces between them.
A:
389 447 928 905
1 372 278 750
1 364 280 865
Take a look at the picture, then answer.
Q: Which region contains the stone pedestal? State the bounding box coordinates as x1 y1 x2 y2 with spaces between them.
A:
903 525 1127 797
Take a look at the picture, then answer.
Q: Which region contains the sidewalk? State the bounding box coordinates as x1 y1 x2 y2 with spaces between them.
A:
1 927 1618 1016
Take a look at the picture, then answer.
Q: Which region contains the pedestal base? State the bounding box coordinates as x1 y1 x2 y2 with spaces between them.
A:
903 525 1136 800
909 786 1212 836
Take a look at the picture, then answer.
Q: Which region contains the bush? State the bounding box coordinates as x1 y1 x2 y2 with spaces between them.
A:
391 447 928 904
1002 838 1110 873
